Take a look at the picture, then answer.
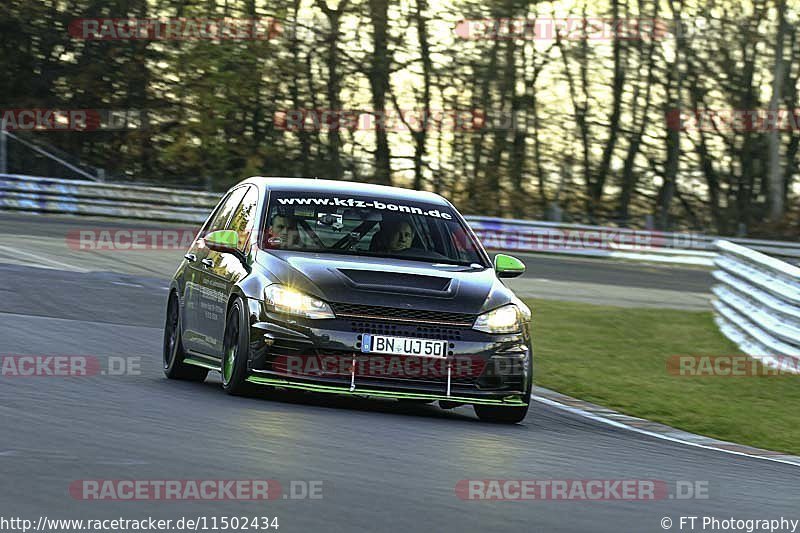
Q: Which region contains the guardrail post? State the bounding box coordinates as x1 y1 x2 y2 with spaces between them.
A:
0 130 7 174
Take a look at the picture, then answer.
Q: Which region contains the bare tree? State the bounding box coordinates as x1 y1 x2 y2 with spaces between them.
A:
767 0 789 222
316 0 350 180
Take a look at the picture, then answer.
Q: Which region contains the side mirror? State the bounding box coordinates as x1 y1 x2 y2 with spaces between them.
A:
494 254 525 278
204 229 240 254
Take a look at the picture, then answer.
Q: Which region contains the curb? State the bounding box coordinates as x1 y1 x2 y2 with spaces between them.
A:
532 387 800 468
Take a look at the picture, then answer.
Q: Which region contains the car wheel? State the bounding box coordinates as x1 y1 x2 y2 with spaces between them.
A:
221 297 251 395
163 292 208 381
473 403 530 424
474 352 533 423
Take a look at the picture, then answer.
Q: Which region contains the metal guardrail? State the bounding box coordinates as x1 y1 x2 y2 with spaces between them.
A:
712 240 800 373
0 173 219 223
1 173 799 267
467 216 800 264
467 217 718 266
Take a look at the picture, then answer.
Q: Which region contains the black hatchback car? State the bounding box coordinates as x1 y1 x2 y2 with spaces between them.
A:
164 178 533 423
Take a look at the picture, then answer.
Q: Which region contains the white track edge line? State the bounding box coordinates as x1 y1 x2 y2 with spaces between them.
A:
532 395 800 468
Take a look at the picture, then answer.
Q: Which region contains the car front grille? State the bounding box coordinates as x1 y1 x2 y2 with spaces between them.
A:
347 321 464 341
330 302 476 327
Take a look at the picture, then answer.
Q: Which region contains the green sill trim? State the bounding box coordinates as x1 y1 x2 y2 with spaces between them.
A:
245 375 528 406
184 358 222 371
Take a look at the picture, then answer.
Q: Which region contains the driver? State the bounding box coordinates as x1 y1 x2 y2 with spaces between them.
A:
373 219 415 253
268 214 303 249
386 221 415 252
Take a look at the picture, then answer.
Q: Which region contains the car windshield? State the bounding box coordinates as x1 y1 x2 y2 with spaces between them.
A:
262 192 486 266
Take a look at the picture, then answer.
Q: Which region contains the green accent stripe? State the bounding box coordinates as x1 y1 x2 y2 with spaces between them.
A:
245 375 528 406
184 357 221 371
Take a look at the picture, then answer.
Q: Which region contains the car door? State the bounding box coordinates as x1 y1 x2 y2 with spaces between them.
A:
201 185 260 357
183 187 247 355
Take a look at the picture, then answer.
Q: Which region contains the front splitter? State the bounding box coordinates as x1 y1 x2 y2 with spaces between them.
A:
245 375 528 406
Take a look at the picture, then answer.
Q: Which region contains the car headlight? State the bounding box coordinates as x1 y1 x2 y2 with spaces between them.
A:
472 304 522 334
264 284 335 319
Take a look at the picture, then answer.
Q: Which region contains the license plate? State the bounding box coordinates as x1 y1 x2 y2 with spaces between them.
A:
361 334 447 358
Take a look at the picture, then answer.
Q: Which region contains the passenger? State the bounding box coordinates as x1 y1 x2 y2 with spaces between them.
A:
386 220 415 252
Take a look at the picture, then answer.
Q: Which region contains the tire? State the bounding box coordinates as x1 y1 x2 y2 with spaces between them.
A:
221 297 251 395
473 403 530 424
474 352 533 423
163 292 208 382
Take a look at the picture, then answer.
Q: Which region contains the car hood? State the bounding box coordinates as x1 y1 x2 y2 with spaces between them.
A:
256 250 514 315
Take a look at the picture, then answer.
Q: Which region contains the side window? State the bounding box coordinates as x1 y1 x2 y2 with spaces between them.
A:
208 187 247 233
228 186 259 251
200 191 232 235
413 216 435 250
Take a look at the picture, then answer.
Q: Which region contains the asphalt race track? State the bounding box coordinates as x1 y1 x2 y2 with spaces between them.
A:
1 213 797 533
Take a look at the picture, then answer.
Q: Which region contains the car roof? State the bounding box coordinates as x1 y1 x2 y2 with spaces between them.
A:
239 177 451 206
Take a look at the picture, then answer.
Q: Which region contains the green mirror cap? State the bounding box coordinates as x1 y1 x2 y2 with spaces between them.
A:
495 253 525 272
205 229 239 249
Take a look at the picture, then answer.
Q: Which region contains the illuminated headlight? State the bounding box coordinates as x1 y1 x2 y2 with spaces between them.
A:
264 285 335 319
472 305 522 334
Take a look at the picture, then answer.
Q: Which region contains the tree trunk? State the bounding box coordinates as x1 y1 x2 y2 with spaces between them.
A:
656 0 684 230
368 0 392 185
767 0 788 221
412 0 431 191
290 0 311 176
316 0 349 180
592 0 625 215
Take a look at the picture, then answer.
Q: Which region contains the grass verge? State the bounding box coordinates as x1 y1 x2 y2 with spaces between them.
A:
524 298 800 455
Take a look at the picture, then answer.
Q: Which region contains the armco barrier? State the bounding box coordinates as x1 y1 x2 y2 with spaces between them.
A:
467 216 800 263
0 173 798 265
467 217 717 266
712 240 800 373
0 173 218 223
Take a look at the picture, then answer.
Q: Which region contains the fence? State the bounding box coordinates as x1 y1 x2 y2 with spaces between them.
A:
1 173 799 266
712 240 800 373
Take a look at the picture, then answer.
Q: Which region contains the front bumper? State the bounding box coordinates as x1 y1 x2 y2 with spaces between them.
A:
245 375 529 405
245 301 533 405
